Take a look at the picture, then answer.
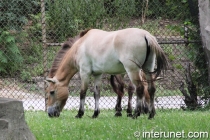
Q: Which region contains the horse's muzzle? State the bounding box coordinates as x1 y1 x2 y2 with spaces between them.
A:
48 107 60 117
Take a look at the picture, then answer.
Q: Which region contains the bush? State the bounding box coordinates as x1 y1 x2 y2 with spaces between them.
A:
0 30 23 75
147 0 190 20
46 0 106 42
0 0 39 30
0 0 40 76
46 0 142 42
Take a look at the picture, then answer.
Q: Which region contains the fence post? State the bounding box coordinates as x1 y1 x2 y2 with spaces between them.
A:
41 0 47 112
184 25 189 47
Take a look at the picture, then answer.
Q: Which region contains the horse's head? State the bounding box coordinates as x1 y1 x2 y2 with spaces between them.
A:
45 78 69 117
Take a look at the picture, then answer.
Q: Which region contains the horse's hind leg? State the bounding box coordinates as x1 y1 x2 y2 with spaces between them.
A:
145 73 156 119
115 94 123 117
126 70 145 119
127 81 134 117
110 75 124 117
92 74 102 118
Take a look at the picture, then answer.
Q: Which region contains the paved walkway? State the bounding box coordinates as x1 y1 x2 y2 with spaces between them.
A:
0 87 190 111
22 96 186 111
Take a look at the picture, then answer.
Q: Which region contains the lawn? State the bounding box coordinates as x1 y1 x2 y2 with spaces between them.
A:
25 109 210 140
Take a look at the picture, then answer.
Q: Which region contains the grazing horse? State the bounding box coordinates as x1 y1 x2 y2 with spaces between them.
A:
46 31 151 118
111 73 163 117
46 28 168 119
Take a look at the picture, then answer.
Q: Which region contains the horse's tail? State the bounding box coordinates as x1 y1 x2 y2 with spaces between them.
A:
144 34 169 78
110 75 124 97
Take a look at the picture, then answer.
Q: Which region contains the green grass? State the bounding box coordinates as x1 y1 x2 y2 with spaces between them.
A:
25 110 210 140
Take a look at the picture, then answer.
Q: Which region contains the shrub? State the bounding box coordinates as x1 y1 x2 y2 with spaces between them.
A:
0 0 39 30
0 0 40 76
0 30 23 75
46 0 106 42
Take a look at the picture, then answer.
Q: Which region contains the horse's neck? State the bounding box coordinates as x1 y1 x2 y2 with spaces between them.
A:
55 55 78 86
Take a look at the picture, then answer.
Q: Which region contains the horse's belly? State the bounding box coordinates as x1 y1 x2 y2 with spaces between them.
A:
92 60 126 75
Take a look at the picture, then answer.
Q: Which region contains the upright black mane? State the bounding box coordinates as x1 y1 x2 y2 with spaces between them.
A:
48 29 91 78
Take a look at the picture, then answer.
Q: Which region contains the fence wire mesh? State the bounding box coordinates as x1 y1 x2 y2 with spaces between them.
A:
0 0 206 111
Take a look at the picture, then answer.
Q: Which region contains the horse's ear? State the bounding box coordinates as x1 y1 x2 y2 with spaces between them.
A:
45 78 56 84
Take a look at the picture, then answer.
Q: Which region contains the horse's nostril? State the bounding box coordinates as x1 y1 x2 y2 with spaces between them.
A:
55 112 60 117
48 113 54 117
48 107 60 117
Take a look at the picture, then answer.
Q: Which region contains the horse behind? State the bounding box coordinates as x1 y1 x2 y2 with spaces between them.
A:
46 28 168 119
111 71 162 117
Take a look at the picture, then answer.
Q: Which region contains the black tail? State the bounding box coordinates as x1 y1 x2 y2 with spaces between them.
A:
144 34 169 78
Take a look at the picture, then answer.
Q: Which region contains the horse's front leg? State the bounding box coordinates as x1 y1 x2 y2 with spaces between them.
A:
75 89 88 118
75 73 90 118
92 75 102 118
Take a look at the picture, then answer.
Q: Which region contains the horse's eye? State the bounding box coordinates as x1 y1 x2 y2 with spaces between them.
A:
50 90 55 95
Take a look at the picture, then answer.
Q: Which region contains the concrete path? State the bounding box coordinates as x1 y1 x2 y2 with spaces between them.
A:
22 96 186 111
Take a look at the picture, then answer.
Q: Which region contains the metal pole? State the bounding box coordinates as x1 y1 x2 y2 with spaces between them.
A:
184 25 189 47
41 0 47 112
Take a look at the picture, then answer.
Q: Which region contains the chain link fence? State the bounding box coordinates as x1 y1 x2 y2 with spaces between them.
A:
1 0 206 111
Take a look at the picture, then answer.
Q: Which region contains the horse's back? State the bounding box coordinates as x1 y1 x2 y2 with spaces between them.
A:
76 28 151 74
112 28 149 69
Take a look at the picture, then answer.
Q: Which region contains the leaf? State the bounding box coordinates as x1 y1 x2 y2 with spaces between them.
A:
168 55 175 61
0 51 8 63
6 35 15 43
182 0 187 3
0 66 7 73
8 43 20 54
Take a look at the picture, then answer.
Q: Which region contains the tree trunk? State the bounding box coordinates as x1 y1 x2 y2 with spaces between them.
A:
179 63 199 110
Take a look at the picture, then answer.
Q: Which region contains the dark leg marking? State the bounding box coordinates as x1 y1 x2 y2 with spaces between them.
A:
127 82 134 117
75 90 86 118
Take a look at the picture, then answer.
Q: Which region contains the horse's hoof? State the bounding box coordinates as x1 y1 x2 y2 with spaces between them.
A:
115 112 122 117
127 113 133 117
132 115 138 119
92 110 100 118
75 114 82 118
132 112 140 119
148 116 154 120
92 114 98 118
148 114 155 120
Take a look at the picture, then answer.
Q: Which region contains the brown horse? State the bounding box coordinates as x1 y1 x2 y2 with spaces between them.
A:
46 31 151 118
111 73 163 117
46 28 168 119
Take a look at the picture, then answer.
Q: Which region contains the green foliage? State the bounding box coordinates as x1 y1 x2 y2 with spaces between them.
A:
147 0 190 20
28 13 42 41
45 0 193 42
0 30 23 75
183 21 209 97
46 0 105 42
20 70 32 81
46 0 141 42
167 17 209 99
0 0 41 77
0 0 39 30
19 43 43 81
